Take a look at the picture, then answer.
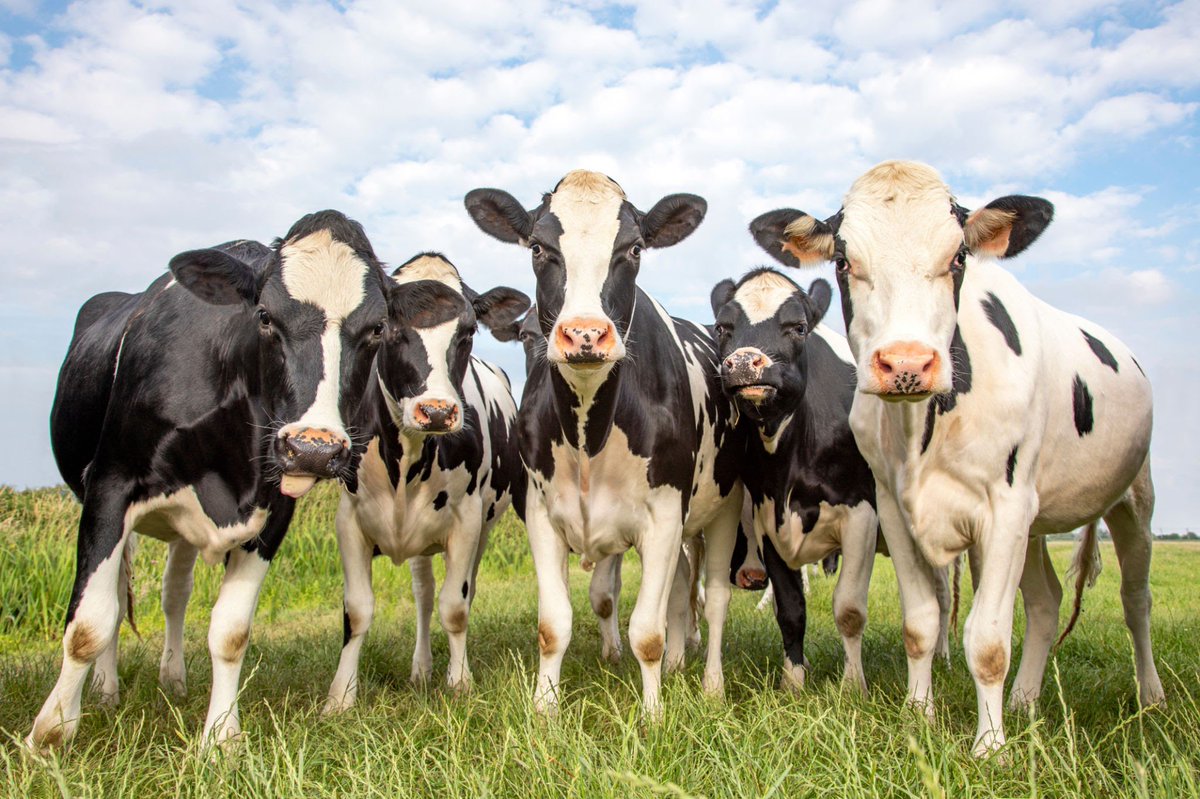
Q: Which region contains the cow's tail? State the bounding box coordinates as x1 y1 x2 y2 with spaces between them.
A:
1057 521 1102 647
950 552 963 637
121 536 140 638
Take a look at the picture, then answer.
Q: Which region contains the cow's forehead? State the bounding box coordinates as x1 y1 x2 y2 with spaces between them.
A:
280 228 369 319
393 254 463 292
547 170 628 248
839 161 962 257
733 271 801 325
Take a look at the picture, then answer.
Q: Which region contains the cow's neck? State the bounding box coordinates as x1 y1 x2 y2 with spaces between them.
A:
550 360 620 460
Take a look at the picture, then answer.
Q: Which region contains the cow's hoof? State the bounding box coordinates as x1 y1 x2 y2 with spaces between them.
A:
702 672 725 700
448 673 474 696
321 695 354 716
780 659 806 694
410 666 432 687
600 643 623 665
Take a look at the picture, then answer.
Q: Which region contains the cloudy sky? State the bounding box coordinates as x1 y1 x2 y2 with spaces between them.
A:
1 0 1196 531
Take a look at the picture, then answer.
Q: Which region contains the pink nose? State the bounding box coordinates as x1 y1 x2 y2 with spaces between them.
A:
724 352 767 371
871 342 939 395
555 318 617 362
413 399 459 431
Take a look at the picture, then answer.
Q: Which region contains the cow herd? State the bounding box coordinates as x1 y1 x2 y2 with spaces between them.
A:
25 161 1163 760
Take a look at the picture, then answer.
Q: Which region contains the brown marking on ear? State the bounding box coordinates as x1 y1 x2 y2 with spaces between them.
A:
537 620 557 656
903 624 928 659
781 215 836 265
595 597 613 620
965 207 1017 257
836 607 866 639
67 624 104 662
973 641 1008 685
634 633 664 664
218 627 250 663
444 607 468 634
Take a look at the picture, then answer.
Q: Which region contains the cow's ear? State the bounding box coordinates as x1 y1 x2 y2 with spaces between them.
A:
387 279 467 328
170 248 258 306
641 194 707 248
464 189 534 245
964 195 1054 258
749 209 836 268
710 279 736 317
474 286 532 340
806 279 832 327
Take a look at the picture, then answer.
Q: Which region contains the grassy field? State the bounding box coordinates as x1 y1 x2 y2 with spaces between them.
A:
0 483 1197 798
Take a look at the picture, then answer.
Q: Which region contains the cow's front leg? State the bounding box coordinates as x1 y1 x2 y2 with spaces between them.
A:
963 501 1032 757
589 554 623 664
1008 537 1061 710
833 506 877 694
440 518 482 692
410 555 435 685
664 549 691 673
761 535 808 693
527 494 571 714
629 497 685 720
159 539 198 696
325 498 374 714
202 546 272 747
875 484 940 718
700 495 740 698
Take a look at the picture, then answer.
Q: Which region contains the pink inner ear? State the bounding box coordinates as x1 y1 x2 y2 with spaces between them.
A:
966 209 1013 258
781 237 831 266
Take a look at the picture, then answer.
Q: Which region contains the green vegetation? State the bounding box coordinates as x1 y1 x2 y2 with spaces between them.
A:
1 483 1197 798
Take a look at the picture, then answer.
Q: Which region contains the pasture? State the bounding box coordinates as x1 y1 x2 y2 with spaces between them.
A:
1 483 1197 798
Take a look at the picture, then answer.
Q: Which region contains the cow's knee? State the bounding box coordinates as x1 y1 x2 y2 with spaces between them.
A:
835 605 866 640
210 623 250 665
441 599 469 635
970 639 1009 686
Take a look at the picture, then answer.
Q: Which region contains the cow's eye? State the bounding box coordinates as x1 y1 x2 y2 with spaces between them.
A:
787 322 808 337
630 244 643 259
835 257 851 275
372 320 385 336
257 308 271 327
530 243 544 257
714 323 730 339
950 248 967 272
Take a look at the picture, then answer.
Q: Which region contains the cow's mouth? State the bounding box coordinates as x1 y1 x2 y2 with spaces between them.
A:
279 473 319 498
735 384 777 403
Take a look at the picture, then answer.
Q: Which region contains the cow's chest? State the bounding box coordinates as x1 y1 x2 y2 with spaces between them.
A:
129 486 268 566
535 426 678 559
754 497 864 568
351 440 478 562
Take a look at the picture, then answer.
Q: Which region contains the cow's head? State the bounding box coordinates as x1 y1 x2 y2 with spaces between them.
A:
464 170 706 375
749 161 1052 400
380 253 529 434
710 269 832 425
169 211 389 497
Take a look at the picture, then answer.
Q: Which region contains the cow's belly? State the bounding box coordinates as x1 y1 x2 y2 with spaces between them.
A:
129 487 268 566
757 498 867 568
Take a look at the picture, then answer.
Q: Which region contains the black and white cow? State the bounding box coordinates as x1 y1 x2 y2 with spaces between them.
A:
323 253 529 711
30 211 390 750
465 171 744 715
710 269 878 692
750 160 1163 756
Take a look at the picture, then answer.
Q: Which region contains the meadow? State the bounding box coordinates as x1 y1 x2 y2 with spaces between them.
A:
0 483 1197 798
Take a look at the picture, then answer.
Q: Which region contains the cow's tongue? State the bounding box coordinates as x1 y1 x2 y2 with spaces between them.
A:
280 474 318 498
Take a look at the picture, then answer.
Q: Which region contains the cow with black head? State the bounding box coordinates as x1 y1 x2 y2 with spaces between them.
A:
30 211 389 751
323 253 529 710
711 268 878 693
465 171 745 716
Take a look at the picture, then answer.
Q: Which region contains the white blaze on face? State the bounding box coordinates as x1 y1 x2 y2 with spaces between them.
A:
838 161 963 391
278 229 369 436
549 170 627 357
733 271 798 324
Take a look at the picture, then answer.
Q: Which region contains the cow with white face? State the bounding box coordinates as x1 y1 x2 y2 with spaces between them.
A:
323 253 528 711
465 171 745 716
750 161 1163 756
711 269 878 693
30 211 390 751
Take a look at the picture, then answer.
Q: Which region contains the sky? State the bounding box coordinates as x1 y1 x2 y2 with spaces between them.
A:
1 0 1197 532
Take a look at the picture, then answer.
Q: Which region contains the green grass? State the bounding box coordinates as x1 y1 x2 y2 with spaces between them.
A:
0 483 1197 798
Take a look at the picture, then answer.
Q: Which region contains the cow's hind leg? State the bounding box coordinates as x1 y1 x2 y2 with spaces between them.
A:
1105 458 1165 706
28 487 131 751
1008 537 1061 710
762 536 808 693
92 536 134 707
159 539 198 696
589 554 623 664
664 549 691 673
410 555 435 685
700 497 739 699
439 522 482 692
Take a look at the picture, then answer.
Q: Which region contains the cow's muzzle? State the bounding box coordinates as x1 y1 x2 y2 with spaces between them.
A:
275 427 351 496
410 398 461 433
553 317 621 367
722 348 777 402
868 341 941 399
